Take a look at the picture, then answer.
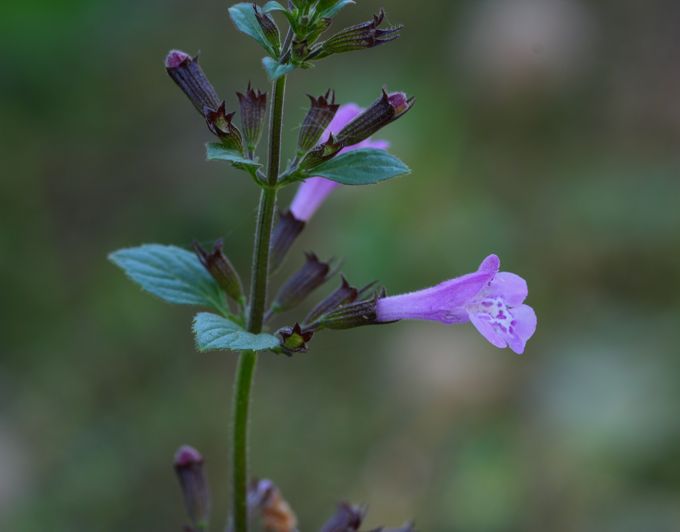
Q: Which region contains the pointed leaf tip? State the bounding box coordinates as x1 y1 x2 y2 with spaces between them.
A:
307 148 410 185
261 57 295 81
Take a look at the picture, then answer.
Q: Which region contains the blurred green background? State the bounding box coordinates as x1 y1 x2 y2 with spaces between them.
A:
2 0 680 530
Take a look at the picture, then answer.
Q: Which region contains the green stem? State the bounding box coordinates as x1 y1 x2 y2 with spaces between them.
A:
230 74 287 532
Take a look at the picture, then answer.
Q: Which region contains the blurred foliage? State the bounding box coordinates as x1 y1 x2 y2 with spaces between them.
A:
1 0 680 530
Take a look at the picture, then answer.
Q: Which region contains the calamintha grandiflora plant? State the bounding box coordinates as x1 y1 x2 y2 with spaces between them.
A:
109 1 537 530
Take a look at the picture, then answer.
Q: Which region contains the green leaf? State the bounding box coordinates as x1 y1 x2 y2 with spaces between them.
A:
193 312 281 352
109 245 225 309
263 1 296 27
263 1 286 13
305 148 410 185
228 3 277 57
318 0 355 18
261 57 295 81
206 143 261 169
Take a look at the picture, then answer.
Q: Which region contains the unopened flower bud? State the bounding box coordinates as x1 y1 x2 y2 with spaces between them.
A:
270 253 335 314
165 50 221 116
307 10 402 61
237 83 267 152
297 90 340 155
193 239 244 304
248 478 298 532
174 445 210 530
270 210 306 272
254 4 281 53
205 103 244 152
304 275 359 325
277 323 314 354
320 502 365 532
335 89 414 148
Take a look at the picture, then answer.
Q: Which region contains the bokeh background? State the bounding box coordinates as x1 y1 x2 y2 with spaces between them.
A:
2 0 680 530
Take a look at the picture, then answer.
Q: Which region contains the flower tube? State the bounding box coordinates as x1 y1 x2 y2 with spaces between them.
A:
269 104 390 271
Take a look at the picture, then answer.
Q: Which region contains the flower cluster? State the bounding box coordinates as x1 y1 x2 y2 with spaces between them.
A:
111 1 539 530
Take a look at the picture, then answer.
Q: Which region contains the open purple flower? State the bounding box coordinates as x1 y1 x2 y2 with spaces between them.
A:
376 255 537 354
289 104 390 222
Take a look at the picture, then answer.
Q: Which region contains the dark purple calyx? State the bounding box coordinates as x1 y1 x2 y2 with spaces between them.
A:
277 323 314 355
205 103 244 153
334 89 415 148
236 83 267 152
269 253 337 315
165 49 221 117
304 275 359 325
173 445 210 530
297 89 340 154
320 502 365 532
193 239 244 304
269 210 306 273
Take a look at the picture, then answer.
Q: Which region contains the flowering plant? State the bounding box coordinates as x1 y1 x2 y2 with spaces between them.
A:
109 1 536 530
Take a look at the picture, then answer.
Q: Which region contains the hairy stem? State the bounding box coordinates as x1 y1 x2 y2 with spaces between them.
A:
230 74 287 532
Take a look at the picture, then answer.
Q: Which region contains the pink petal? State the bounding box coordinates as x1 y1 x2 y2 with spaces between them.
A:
289 177 339 222
478 254 500 274
469 312 507 349
467 303 537 355
485 272 528 306
511 304 537 343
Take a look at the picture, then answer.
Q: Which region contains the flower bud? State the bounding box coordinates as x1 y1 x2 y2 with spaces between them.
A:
304 275 358 325
174 445 210 530
248 478 298 532
277 323 314 354
237 83 267 152
193 239 244 304
307 10 402 60
320 502 365 532
165 50 221 116
253 4 281 53
334 89 414 148
297 90 340 155
270 210 306 273
270 253 335 314
205 103 244 153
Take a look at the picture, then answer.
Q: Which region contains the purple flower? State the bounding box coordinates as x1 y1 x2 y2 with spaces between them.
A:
289 104 390 222
376 255 537 354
